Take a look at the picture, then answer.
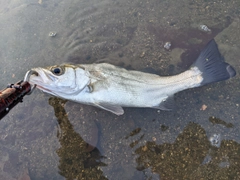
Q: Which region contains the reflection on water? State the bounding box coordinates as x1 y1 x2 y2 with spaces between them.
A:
135 122 240 179
48 97 107 179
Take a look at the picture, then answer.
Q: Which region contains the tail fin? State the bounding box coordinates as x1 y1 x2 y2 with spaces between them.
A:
192 39 236 86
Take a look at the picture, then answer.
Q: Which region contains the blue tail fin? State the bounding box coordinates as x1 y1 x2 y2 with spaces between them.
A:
192 39 236 86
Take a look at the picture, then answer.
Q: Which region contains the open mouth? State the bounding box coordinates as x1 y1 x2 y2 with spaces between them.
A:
24 69 56 94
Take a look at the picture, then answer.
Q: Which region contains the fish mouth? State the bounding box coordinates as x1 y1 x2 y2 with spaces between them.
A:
24 69 54 93
24 67 80 96
24 68 69 96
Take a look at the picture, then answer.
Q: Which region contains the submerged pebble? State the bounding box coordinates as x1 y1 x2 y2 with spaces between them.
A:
48 31 57 37
199 25 211 32
209 133 221 147
164 42 171 50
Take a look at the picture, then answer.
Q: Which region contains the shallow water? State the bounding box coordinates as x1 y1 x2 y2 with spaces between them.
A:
0 0 240 179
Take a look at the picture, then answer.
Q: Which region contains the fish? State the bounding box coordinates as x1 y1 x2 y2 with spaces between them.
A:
24 39 236 115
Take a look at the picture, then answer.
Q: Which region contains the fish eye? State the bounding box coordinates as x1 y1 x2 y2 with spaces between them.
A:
51 67 64 75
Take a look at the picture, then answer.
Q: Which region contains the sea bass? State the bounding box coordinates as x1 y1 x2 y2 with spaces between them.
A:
25 40 236 115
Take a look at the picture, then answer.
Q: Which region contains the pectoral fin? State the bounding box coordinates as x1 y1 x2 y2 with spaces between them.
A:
94 102 124 115
155 95 175 111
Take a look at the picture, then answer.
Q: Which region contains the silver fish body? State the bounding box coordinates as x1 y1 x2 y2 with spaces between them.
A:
25 40 236 115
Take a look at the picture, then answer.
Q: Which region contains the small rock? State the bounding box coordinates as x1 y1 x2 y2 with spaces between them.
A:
140 51 145 58
199 25 211 32
209 134 221 147
200 104 207 111
48 31 57 37
164 42 171 50
142 146 148 152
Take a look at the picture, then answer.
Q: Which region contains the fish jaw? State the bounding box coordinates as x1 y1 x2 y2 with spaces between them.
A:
27 68 56 94
28 67 82 96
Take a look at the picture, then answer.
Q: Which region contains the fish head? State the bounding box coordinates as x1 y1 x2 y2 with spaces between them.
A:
25 64 90 97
